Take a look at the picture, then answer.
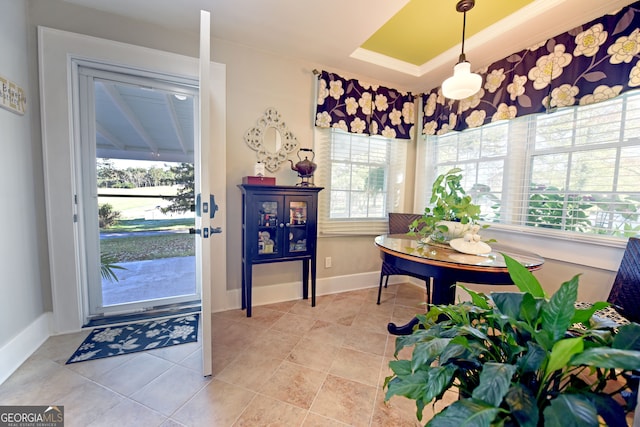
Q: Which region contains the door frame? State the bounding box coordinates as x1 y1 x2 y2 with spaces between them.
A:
38 26 226 335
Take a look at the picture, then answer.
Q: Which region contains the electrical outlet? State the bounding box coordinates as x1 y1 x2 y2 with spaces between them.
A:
325 257 332 268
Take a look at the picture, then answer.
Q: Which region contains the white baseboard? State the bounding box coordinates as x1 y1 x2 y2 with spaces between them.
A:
219 270 410 311
0 312 52 385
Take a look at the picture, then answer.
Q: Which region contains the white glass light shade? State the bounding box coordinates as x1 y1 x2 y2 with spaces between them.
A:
442 61 482 100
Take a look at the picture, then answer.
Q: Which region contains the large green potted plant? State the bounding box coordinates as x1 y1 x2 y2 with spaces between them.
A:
384 254 640 426
410 167 483 243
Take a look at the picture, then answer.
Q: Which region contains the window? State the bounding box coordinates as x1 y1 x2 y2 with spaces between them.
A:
416 90 640 239
314 128 408 235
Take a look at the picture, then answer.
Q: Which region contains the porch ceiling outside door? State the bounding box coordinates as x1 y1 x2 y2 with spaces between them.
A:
94 80 195 163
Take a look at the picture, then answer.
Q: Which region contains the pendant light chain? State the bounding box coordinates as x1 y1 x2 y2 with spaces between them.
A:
441 0 482 100
460 9 467 62
457 0 474 63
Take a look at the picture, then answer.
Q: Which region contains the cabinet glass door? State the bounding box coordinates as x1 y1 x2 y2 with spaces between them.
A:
288 200 308 253
258 200 279 255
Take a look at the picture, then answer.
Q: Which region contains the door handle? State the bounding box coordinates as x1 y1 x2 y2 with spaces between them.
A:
192 227 222 237
210 194 219 219
196 193 219 219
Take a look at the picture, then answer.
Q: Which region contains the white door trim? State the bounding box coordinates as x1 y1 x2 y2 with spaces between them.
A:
38 26 226 334
199 10 212 376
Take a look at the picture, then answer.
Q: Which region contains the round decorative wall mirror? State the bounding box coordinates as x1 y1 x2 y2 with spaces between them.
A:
244 108 299 172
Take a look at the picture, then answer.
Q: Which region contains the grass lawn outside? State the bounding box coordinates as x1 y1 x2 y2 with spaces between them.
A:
101 233 194 262
102 218 195 233
101 218 195 262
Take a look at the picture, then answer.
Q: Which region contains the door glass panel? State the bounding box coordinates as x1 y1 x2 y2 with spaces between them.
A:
289 201 308 252
98 159 196 307
79 66 201 320
258 201 278 254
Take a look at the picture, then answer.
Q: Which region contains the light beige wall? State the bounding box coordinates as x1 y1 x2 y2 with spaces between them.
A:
215 37 423 291
212 40 314 291
535 258 615 301
459 258 616 303
0 0 47 349
27 0 199 58
213 39 418 291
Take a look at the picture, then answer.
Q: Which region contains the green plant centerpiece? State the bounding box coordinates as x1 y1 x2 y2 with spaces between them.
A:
410 167 483 243
384 254 640 426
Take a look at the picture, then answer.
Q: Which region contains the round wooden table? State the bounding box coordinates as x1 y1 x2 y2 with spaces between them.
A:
375 234 544 334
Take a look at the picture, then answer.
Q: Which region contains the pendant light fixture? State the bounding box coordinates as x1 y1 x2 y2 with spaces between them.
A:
442 0 482 100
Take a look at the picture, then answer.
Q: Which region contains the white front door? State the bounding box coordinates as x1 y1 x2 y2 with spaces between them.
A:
197 10 227 376
38 28 227 355
199 10 213 377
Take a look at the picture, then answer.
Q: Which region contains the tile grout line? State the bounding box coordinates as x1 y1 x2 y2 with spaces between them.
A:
369 333 393 427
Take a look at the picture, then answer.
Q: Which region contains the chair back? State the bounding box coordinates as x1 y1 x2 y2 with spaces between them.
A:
388 213 422 234
608 237 640 323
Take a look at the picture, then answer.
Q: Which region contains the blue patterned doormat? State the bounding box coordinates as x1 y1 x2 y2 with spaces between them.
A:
66 314 199 364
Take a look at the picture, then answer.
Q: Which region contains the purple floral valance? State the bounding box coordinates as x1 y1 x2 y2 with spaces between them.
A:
422 2 640 135
315 70 415 140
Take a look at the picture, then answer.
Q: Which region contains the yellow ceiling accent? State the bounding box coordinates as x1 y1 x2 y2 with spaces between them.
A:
361 0 536 66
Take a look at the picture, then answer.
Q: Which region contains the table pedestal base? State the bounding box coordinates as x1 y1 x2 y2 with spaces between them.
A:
387 318 420 335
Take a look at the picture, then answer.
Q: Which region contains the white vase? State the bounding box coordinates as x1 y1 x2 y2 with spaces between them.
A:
436 220 471 241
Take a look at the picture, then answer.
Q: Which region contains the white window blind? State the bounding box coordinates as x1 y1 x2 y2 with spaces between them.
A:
416 90 640 239
314 128 408 235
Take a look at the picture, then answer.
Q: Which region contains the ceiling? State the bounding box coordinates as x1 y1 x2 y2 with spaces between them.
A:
361 0 536 66
64 0 635 91
62 0 635 163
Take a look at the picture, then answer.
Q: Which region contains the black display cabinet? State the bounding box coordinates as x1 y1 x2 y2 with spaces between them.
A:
238 184 323 317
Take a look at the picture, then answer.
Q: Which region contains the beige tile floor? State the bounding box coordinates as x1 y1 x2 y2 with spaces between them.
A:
0 283 456 426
